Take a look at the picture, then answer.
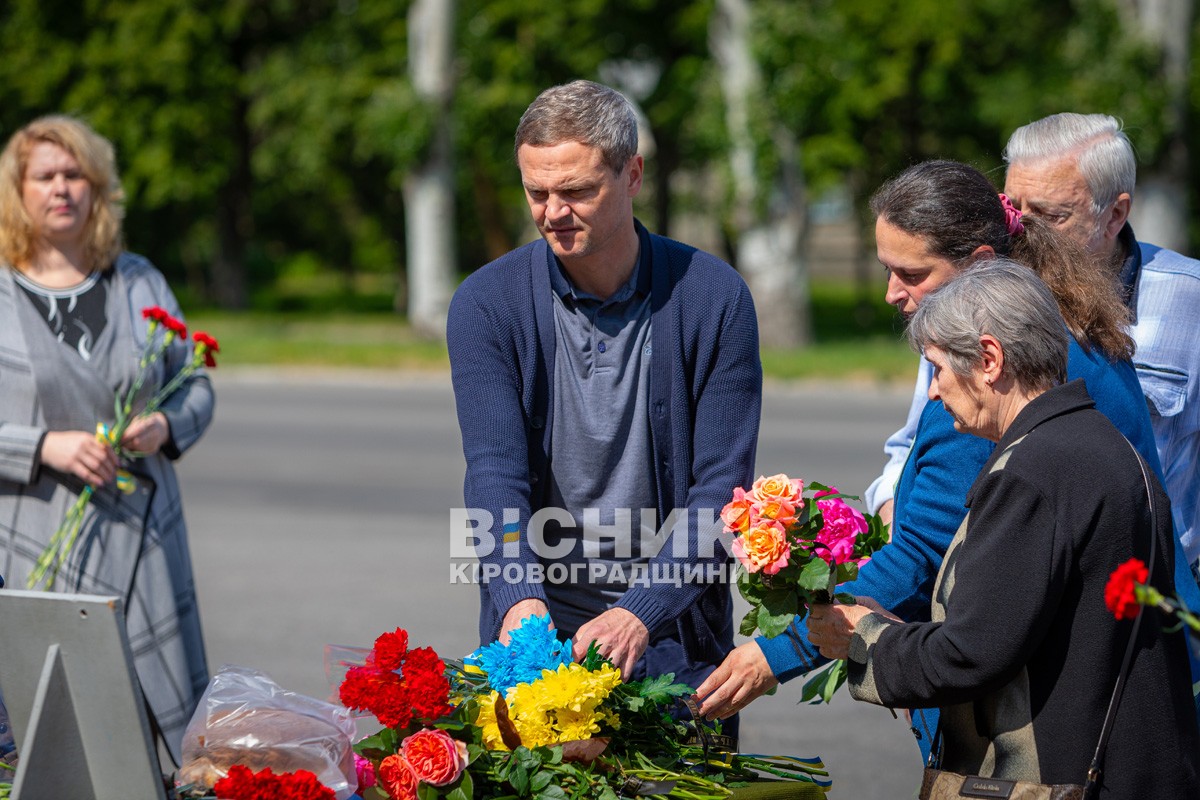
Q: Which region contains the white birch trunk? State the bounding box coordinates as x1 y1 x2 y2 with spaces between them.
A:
402 0 457 337
711 0 811 347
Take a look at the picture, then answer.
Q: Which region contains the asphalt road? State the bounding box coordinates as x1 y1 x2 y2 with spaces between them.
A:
178 370 925 799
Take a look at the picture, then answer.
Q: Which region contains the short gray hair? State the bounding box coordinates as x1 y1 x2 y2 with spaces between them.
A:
907 259 1069 391
1003 113 1136 215
514 80 638 173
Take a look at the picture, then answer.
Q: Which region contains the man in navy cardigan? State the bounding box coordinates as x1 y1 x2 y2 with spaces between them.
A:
446 80 762 693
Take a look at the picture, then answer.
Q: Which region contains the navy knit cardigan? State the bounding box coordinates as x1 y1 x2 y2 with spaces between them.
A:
447 222 762 665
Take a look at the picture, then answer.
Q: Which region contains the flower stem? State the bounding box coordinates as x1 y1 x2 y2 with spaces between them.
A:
27 485 94 590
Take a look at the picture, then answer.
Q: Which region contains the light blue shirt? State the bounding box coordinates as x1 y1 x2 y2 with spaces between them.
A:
1120 226 1200 565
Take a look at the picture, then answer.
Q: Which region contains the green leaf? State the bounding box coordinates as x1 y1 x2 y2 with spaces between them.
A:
417 783 440 800
518 746 543 770
539 785 569 800
756 604 795 638
737 570 767 603
800 660 848 705
455 770 474 800
836 561 859 584
632 673 693 704
739 607 760 636
355 727 400 759
579 640 613 671
859 514 891 556
761 587 799 617
823 660 847 704
509 768 529 795
530 771 553 792
797 557 832 593
833 592 857 605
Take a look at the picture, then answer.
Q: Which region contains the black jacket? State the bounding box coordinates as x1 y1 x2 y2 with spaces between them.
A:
848 380 1200 796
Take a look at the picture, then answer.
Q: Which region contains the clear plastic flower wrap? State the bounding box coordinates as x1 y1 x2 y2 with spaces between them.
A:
177 665 357 799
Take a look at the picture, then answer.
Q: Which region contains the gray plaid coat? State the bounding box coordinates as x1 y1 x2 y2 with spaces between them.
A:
0 253 214 756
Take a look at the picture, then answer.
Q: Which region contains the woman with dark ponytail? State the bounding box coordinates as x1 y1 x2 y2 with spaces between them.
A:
870 159 1133 362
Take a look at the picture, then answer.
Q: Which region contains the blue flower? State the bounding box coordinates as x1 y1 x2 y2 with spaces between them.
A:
467 614 573 694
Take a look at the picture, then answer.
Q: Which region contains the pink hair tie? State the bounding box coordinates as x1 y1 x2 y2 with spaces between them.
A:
998 192 1024 236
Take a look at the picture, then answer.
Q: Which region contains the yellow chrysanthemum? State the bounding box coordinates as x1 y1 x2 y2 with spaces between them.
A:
554 708 602 742
513 714 558 747
473 691 509 751
498 663 622 747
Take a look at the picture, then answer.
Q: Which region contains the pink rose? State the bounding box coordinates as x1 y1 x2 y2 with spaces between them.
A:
400 728 469 787
749 474 804 509
379 755 418 800
732 520 791 575
814 489 868 566
354 753 377 793
720 487 755 534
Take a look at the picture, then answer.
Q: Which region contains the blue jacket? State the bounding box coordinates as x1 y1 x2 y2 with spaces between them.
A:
758 336 1180 680
447 222 762 666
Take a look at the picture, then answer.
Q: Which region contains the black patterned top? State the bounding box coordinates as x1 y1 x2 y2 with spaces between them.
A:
14 268 109 361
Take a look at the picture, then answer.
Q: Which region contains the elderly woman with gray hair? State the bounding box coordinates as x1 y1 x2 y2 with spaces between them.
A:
808 260 1200 797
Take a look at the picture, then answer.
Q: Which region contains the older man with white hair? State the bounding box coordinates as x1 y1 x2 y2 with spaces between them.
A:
1003 113 1200 587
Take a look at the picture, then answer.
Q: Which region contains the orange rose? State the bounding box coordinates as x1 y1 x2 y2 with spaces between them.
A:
731 520 791 575
752 497 797 526
720 487 755 533
379 754 418 800
750 474 804 509
400 728 469 787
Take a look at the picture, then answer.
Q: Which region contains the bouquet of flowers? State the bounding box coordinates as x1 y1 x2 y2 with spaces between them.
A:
28 305 220 590
340 617 832 800
721 474 887 702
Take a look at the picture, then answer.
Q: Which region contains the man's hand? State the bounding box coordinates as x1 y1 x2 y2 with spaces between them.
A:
40 430 117 487
121 412 170 455
807 597 897 660
695 641 778 720
572 607 649 677
499 598 552 644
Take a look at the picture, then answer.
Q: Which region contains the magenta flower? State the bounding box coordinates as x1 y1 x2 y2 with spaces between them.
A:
813 488 869 566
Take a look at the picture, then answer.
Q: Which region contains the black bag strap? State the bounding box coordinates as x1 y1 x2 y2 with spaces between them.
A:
1083 439 1159 799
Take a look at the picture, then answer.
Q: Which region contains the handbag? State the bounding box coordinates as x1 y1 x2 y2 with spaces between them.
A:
917 439 1158 800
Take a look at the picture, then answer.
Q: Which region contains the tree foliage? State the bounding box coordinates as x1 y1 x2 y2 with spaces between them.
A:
755 0 1169 200
0 0 1185 314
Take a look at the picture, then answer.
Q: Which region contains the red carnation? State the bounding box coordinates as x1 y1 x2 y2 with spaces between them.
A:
404 648 452 719
193 331 220 368
141 306 170 323
340 665 413 729
371 628 410 671
213 764 335 800
162 315 187 337
338 627 451 729
1105 558 1149 621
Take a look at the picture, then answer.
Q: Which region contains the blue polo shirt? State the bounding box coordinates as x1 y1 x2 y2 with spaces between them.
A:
541 246 658 636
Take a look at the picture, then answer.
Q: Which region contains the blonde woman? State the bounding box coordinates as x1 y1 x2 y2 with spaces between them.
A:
0 115 213 756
